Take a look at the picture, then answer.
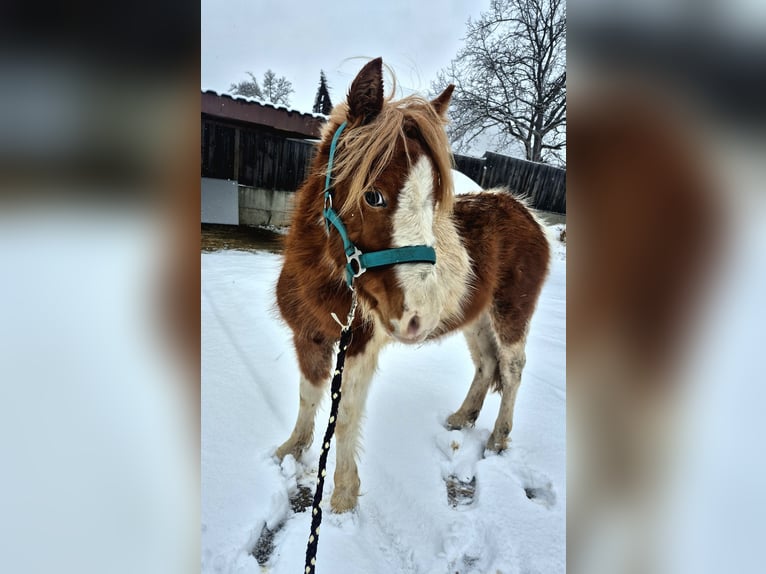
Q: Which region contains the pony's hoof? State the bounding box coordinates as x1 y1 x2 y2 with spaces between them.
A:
486 433 509 453
446 412 475 430
330 486 359 513
275 442 303 462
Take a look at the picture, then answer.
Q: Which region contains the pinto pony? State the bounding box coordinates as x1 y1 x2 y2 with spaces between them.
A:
275 58 550 513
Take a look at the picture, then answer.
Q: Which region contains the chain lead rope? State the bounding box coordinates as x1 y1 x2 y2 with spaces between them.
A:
304 291 357 574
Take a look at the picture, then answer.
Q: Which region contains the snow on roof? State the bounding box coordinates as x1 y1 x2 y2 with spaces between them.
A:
201 89 328 120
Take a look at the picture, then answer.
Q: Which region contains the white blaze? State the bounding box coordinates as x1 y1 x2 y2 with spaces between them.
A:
391 155 472 338
392 155 436 248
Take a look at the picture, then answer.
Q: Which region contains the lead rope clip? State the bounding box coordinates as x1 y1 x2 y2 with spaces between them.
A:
331 288 358 329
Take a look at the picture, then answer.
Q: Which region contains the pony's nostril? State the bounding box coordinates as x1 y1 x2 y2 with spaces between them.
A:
407 315 420 336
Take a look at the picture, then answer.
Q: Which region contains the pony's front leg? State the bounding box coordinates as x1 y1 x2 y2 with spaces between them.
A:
330 330 386 513
276 335 333 461
276 375 326 461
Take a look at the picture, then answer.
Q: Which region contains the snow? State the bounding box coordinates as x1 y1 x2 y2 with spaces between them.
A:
452 169 482 195
202 88 328 119
202 233 565 573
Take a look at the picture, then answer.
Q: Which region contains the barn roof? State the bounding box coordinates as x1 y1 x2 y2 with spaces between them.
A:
201 90 327 139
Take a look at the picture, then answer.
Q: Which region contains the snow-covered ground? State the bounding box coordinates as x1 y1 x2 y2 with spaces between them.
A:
202 227 565 573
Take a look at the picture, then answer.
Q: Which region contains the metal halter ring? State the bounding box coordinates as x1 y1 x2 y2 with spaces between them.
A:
346 246 366 279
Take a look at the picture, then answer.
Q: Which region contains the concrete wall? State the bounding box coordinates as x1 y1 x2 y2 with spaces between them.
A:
203 178 561 230
537 211 566 226
201 178 239 224
238 186 296 227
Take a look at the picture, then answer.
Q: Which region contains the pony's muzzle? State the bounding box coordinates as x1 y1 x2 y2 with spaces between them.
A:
407 315 420 336
392 309 430 343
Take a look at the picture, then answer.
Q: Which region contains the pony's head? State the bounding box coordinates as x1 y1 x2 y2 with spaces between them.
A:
318 58 455 343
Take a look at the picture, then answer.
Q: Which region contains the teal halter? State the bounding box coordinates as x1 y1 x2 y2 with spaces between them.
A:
323 121 437 287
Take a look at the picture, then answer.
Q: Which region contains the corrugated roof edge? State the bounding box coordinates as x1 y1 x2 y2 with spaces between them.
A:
201 89 329 120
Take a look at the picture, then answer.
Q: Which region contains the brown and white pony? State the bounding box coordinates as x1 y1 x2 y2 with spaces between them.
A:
275 58 550 513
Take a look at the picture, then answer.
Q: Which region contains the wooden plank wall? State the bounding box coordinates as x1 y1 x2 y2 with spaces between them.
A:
202 118 316 191
202 118 565 214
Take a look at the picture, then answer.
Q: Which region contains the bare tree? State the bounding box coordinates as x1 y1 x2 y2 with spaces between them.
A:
435 0 566 164
229 72 263 99
230 70 294 106
262 69 294 107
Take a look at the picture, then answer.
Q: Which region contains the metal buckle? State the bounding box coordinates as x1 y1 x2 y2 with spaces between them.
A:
346 246 366 279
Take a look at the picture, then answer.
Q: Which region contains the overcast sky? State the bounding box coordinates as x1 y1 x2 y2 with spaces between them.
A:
202 0 489 113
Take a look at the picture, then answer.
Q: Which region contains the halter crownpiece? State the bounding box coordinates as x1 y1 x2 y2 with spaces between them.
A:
322 121 437 287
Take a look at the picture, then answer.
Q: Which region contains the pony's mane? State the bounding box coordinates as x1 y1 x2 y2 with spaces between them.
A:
321 93 454 216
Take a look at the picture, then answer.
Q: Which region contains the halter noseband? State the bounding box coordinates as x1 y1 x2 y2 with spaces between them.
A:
323 121 437 287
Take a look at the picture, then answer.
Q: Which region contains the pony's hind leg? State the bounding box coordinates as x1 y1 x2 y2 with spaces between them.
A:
276 335 333 461
486 336 527 453
447 312 498 430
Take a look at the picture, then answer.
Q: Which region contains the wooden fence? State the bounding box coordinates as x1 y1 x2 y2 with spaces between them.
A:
454 152 566 214
202 118 565 214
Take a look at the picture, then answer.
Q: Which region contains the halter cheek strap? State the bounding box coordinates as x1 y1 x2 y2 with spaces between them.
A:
322 121 437 287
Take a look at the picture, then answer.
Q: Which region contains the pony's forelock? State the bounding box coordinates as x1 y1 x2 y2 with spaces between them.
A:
320 92 454 216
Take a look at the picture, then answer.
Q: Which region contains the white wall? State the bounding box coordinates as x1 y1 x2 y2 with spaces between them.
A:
201 178 239 225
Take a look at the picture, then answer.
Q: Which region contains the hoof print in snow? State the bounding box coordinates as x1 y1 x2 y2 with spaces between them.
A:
446 475 477 508
251 522 283 566
290 483 314 513
251 461 316 566
507 449 557 509
460 553 481 570
437 428 486 509
280 455 316 514
523 482 556 508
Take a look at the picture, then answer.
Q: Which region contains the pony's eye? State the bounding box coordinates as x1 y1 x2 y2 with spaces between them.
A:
364 189 387 208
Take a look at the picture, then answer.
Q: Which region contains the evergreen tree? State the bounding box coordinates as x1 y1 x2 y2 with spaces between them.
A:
312 70 333 115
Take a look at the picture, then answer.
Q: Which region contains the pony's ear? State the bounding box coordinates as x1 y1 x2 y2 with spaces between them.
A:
431 84 454 117
347 57 384 125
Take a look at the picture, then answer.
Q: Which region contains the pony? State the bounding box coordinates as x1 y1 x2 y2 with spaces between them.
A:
275 58 550 513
